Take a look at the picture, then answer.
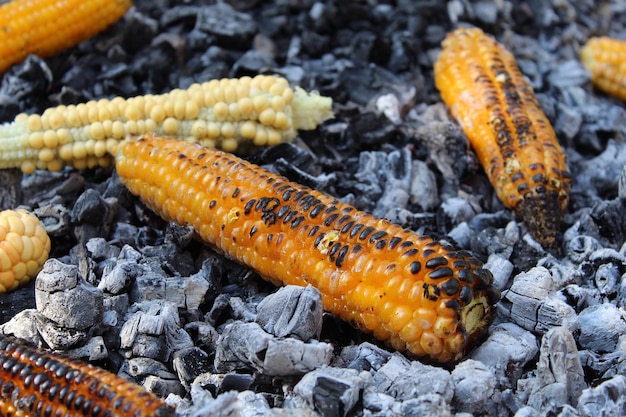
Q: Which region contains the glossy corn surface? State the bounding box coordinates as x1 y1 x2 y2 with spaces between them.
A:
0 0 132 74
0 75 333 173
434 27 571 251
116 135 500 363
0 209 50 293
0 334 174 417
581 36 626 101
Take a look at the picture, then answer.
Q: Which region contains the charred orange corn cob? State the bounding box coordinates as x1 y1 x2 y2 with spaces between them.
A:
0 0 132 74
0 75 333 173
434 27 571 251
0 209 50 293
115 135 500 363
0 334 174 416
580 36 626 101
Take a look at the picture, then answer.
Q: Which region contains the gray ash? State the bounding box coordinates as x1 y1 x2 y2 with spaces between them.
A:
2 1 626 416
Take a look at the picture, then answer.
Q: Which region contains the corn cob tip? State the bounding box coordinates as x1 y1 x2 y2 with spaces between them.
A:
517 191 564 251
0 209 51 293
291 87 334 130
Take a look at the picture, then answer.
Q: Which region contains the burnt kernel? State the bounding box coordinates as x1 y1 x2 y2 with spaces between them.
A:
425 257 449 269
423 283 441 301
487 286 502 304
232 187 240 198
402 248 419 257
453 260 471 269
375 240 387 250
389 237 402 249
441 278 460 295
336 245 349 267
308 225 320 237
475 269 493 289
209 200 216 209
264 198 280 212
283 210 297 223
254 197 268 211
535 185 546 194
532 173 547 183
445 299 461 312
244 199 256 215
336 215 351 226
197 152 206 159
352 244 363 254
276 205 291 218
282 188 294 201
267 234 273 243
324 213 340 227
328 242 341 259
517 183 529 193
349 224 364 239
309 204 325 218
460 286 474 305
291 216 305 228
2 357 15 371
298 195 316 208
292 190 306 201
359 226 375 240
340 221 355 234
400 241 414 248
249 225 258 237
422 249 436 258
314 233 326 248
428 267 454 280
410 261 421 274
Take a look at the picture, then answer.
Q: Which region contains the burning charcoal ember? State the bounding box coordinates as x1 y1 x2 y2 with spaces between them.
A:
293 367 370 417
577 375 626 417
451 359 497 415
214 322 333 375
500 267 579 334
34 258 103 335
471 323 539 388
578 303 626 354
255 285 324 341
526 328 586 415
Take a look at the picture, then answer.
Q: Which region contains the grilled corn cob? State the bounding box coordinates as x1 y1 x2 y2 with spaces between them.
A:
0 75 333 173
0 0 132 74
116 135 500 363
0 209 50 293
434 27 571 251
580 36 626 101
0 334 174 416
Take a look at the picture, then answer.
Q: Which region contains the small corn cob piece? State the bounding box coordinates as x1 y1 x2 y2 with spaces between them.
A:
0 209 50 293
116 135 501 363
434 27 571 251
580 36 626 101
0 334 174 416
0 75 333 174
0 0 132 74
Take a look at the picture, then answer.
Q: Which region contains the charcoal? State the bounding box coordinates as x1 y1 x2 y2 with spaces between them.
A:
232 49 277 76
451 359 497 415
361 392 399 416
173 346 212 388
0 170 21 209
0 55 53 121
409 159 439 212
577 375 626 417
554 102 584 141
333 342 392 373
99 259 144 294
485 253 515 290
527 328 586 414
144 375 187 399
195 3 257 48
578 304 626 354
471 323 539 388
399 393 452 417
441 196 483 225
293 367 369 417
63 336 109 361
214 322 333 375
567 236 603 263
255 285 323 341
0 309 43 345
71 188 117 243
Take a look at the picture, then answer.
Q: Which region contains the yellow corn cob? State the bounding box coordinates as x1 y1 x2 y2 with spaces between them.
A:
434 27 571 251
115 135 501 363
0 0 132 74
0 209 51 293
580 36 626 101
0 75 333 173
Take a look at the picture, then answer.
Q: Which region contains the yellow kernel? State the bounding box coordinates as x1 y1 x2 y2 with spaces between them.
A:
5 232 23 253
224 86 237 102
66 107 81 126
240 121 257 139
259 108 276 126
236 85 249 100
271 96 286 111
85 139 96 155
144 118 157 133
222 138 238 153
125 104 142 121
47 159 64 172
269 82 285 97
228 103 240 120
77 104 90 124
207 122 220 138
20 237 33 263
213 102 229 119
0 271 14 289
98 106 111 121
192 121 208 138
21 162 36 174
267 128 282 145
73 159 88 170
261 76 276 91
87 104 100 123
27 114 43 131
282 88 294 103
253 127 268 146
106 139 119 154
163 117 179 134
102 120 114 137
221 122 235 138
90 122 105 141
56 128 70 145
59 144 74 160
38 148 55 163
212 86 224 102
112 121 125 139
237 97 253 115
15 113 27 122
48 111 65 130
25 260 39 277
273 112 289 129
28 132 44 149
174 101 186 120
94 141 107 158
126 120 139 134
73 142 87 160
253 95 269 112
185 101 200 119
203 91 216 107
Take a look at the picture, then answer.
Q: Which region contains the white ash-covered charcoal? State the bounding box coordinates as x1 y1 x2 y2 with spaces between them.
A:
367 354 453 403
255 285 324 341
33 204 71 237
526 328 586 415
500 266 579 334
293 367 370 417
471 323 539 388
578 304 626 354
567 236 604 263
124 356 184 397
70 188 118 244
191 372 254 397
554 101 584 142
173 346 213 390
370 147 413 223
34 258 104 348
484 253 515 290
0 309 42 344
361 392 400 417
587 248 626 296
214 321 333 376
99 255 145 294
85 236 121 261
409 159 440 212
397 393 453 417
333 342 392 373
577 375 626 417
451 359 498 415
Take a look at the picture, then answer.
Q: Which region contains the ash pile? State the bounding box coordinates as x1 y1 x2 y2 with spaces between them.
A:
2 1 626 416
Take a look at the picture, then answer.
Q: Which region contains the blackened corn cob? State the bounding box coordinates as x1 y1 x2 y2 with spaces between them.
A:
0 209 51 293
0 334 174 416
0 0 132 74
115 135 501 363
580 36 626 101
434 27 571 251
0 75 333 173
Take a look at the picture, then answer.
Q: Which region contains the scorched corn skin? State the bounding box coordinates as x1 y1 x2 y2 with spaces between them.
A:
0 334 174 416
580 36 626 101
116 135 501 363
0 0 132 74
434 27 571 251
0 75 333 173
